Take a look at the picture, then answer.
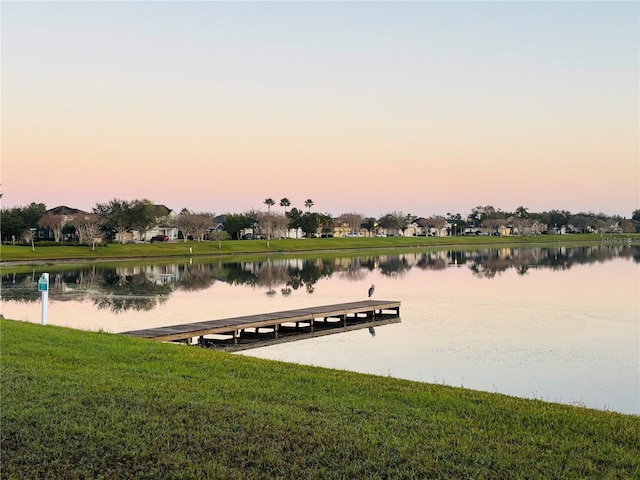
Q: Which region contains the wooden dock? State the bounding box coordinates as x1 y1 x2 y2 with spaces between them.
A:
121 300 401 351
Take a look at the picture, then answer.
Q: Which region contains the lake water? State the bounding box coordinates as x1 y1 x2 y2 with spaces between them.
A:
2 244 638 415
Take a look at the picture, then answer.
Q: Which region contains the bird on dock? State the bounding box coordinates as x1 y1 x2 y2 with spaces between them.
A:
369 326 376 337
368 284 375 298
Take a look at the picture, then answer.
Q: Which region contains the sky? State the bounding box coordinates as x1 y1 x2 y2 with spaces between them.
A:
1 1 638 218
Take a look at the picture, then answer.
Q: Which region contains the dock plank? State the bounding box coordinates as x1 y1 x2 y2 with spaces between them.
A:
122 300 400 342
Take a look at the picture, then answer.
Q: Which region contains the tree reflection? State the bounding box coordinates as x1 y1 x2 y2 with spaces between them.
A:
73 267 104 291
91 270 173 313
379 255 412 278
288 258 333 294
255 258 289 296
1 272 41 303
94 296 168 313
336 257 368 282
3 245 638 309
468 250 509 279
416 253 447 271
176 263 217 292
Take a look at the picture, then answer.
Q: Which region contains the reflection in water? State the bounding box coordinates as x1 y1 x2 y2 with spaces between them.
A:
2 245 638 312
176 263 217 291
94 296 167 313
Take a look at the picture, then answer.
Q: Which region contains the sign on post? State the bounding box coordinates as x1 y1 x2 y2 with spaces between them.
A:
38 273 49 325
38 275 48 292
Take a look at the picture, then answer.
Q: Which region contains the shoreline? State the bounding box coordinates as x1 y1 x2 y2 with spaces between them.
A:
2 234 629 267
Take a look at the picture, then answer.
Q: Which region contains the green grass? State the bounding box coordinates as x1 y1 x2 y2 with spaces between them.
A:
2 319 638 479
3 233 633 265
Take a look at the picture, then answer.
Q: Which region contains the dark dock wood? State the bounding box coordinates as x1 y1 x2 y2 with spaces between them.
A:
121 300 400 350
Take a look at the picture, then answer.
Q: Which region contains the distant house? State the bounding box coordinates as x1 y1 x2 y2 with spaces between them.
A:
35 205 89 241
211 215 226 233
415 218 448 237
511 220 545 236
413 218 430 236
497 225 512 236
125 205 179 242
403 221 419 237
148 205 179 241
332 221 351 238
332 220 366 238
378 221 417 237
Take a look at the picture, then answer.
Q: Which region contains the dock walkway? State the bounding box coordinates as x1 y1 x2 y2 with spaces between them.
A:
122 300 401 350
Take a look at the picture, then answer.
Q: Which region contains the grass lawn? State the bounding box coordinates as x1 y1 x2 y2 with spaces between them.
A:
2 233 631 265
2 319 638 479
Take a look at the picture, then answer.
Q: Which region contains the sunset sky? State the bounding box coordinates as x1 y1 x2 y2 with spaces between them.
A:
2 1 638 218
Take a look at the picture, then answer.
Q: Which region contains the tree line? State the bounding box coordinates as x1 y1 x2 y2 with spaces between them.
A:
2 197 639 245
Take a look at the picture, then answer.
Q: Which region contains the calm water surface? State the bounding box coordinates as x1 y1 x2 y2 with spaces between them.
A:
3 245 638 415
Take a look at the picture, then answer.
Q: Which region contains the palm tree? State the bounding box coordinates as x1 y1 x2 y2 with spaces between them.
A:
280 197 290 215
304 199 314 212
264 198 275 213
515 206 529 219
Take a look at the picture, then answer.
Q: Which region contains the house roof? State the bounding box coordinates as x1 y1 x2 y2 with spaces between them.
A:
154 205 172 216
47 205 89 216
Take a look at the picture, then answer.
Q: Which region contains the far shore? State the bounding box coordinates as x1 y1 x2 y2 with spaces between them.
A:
2 233 637 267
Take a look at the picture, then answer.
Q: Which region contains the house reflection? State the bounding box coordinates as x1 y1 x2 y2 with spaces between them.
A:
2 245 637 312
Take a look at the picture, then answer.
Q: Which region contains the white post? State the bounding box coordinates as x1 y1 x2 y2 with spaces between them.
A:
38 273 49 325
